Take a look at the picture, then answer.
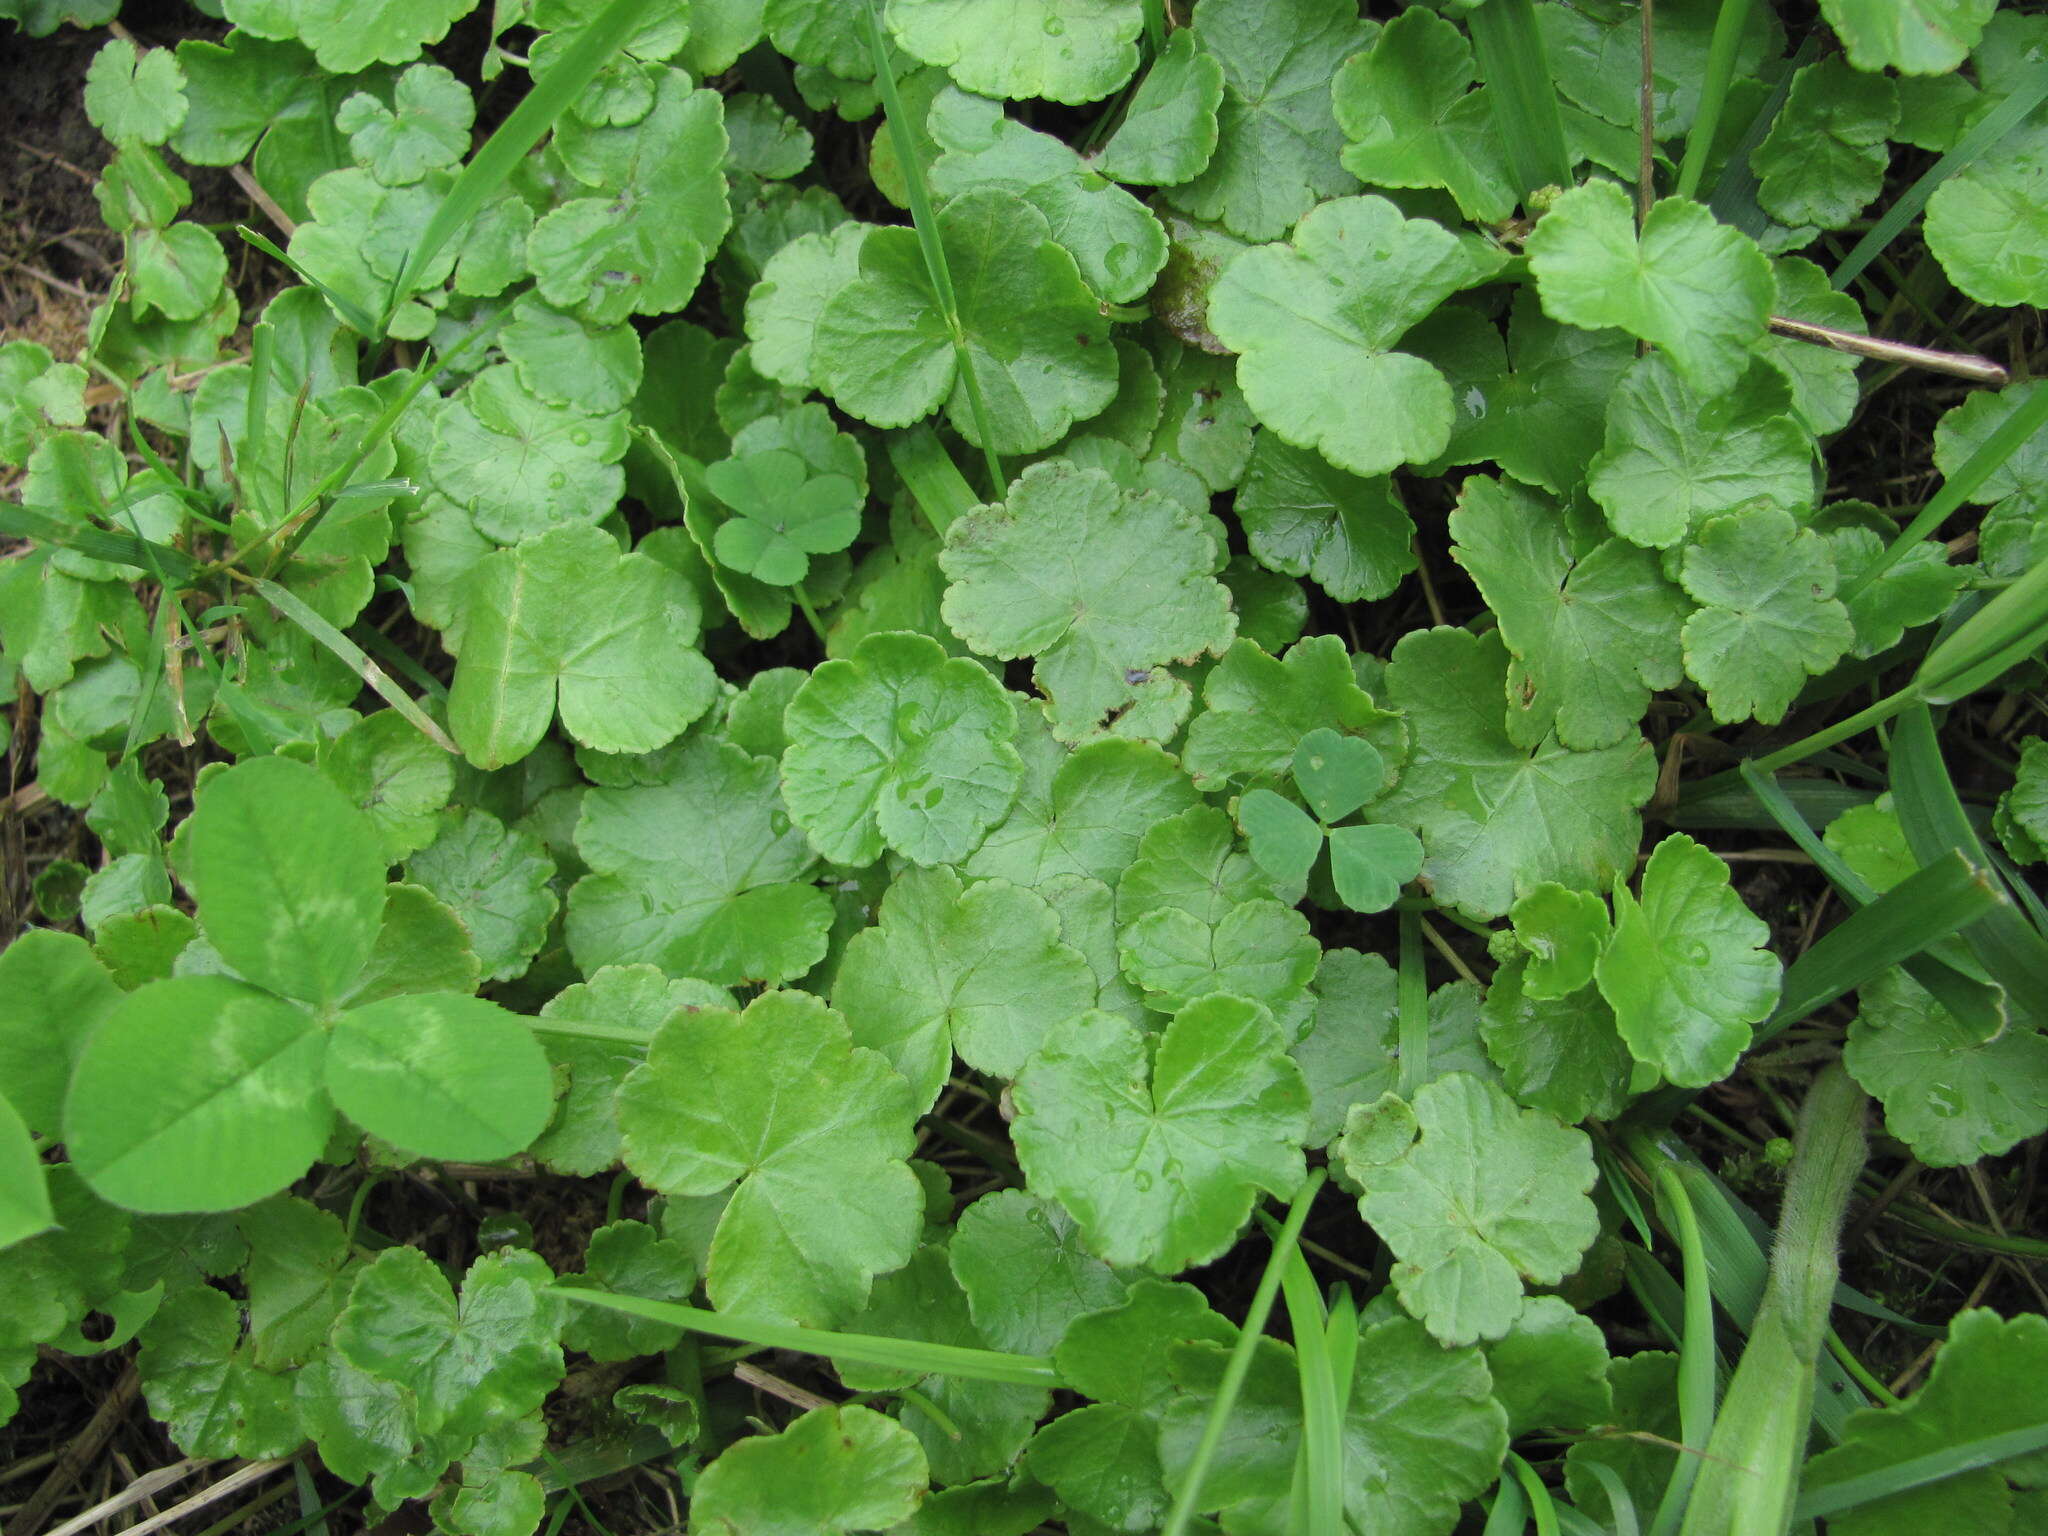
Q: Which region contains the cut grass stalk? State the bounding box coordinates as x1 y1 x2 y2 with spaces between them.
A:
1467 0 1574 203
548 1289 1061 1387
862 0 1005 499
1161 1167 1328 1536
1680 1066 1867 1536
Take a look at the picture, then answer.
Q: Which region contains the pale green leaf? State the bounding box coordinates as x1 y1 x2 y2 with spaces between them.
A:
1680 506 1855 725
693 1404 929 1534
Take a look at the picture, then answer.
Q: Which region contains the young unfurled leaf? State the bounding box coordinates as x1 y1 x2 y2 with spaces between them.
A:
1450 475 1689 750
1526 180 1774 400
1182 635 1400 792
1377 628 1654 921
84 38 188 146
1509 883 1611 1001
1094 28 1222 187
1163 0 1373 241
692 1405 929 1534
1345 1072 1599 1346
940 461 1235 741
1011 996 1308 1273
617 990 921 1324
704 447 862 585
1680 506 1854 726
1843 969 2048 1168
1235 431 1417 603
448 524 717 769
567 735 831 986
831 865 1097 1109
1208 195 1505 478
815 191 1116 454
782 630 1021 866
1598 833 1781 1087
887 0 1140 105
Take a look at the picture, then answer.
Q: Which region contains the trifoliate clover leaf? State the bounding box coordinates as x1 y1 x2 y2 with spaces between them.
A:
1236 432 1417 604
336 63 472 186
1597 833 1780 1087
1377 628 1654 921
781 630 1021 867
403 809 557 985
1157 1316 1508 1536
1094 28 1222 186
1182 635 1400 792
568 735 830 986
1680 506 1854 725
1328 823 1425 914
940 461 1235 741
1119 898 1319 1022
84 38 187 146
1163 0 1372 241
1450 475 1689 750
1844 970 2048 1168
1012 997 1308 1272
951 1189 1129 1356
1332 7 1515 223
531 967 730 1178
1997 739 2048 865
832 865 1096 1109
963 724 1201 889
815 191 1116 453
1751 57 1897 231
1916 125 2048 309
888 0 1140 104
335 1246 563 1446
744 222 869 391
693 1405 929 1535
136 1286 300 1458
617 990 921 1325
1292 728 1383 824
1526 180 1774 400
0 931 120 1136
1346 1072 1598 1346
1801 1308 2047 1536
1817 0 1995 76
429 366 629 544
704 448 862 586
929 89 1166 303
1208 195 1505 478
1479 958 1634 1124
531 71 731 324
1510 883 1612 1001
1236 789 1321 888
447 524 716 770
1588 353 1815 550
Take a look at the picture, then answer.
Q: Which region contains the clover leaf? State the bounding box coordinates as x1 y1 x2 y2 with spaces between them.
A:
1094 28 1222 186
1236 432 1417 604
1526 180 1774 400
815 191 1116 453
1328 823 1426 914
693 1405 929 1535
940 461 1235 741
1012 996 1308 1273
1163 0 1373 241
0 930 122 1137
782 630 1021 866
448 524 717 769
1377 628 1654 921
1345 1072 1599 1346
887 0 1140 105
617 990 922 1325
1182 635 1399 792
567 734 831 986
704 447 862 585
1586 356 1815 549
1450 475 1689 750
84 38 188 146
832 866 1097 1110
1597 833 1781 1087
428 365 629 544
1680 506 1854 726
1208 195 1505 478
1843 970 2048 1168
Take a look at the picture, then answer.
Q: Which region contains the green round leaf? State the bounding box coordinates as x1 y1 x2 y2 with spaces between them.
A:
84 38 188 146
693 1404 929 1534
887 0 1141 105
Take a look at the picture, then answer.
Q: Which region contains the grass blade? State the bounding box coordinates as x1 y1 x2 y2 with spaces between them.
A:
886 422 982 534
1915 547 2048 703
1276 1245 1343 1536
1467 0 1574 202
245 576 458 754
0 503 200 583
1680 1066 1868 1536
388 0 658 326
1162 1167 1327 1536
1484 1467 1529 1535
547 1289 1060 1387
1834 59 2048 291
1675 0 1756 201
1642 1151 1717 1536
1794 1421 2048 1522
863 0 1005 498
1508 1452 1562 1536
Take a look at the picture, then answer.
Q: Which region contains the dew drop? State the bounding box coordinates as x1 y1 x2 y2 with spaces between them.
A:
1132 1169 1154 1192
569 427 592 446
1680 939 1711 967
1042 13 1065 33
547 472 567 489
1462 386 1488 420
769 811 792 837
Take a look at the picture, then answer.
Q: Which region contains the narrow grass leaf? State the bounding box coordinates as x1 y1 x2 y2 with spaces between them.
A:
1466 0 1573 202
0 503 199 583
1792 1421 2048 1522
247 576 458 754
1277 1244 1343 1536
886 423 983 535
237 226 381 339
1675 0 1757 202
